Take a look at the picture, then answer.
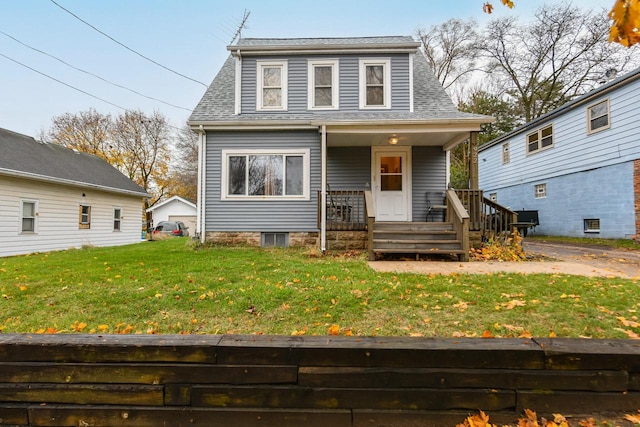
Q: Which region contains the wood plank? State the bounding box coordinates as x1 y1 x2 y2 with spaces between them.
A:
534 338 640 370
165 384 190 406
517 390 640 414
630 372 640 390
191 385 515 411
28 406 352 427
216 335 301 365
0 334 221 363
353 409 519 427
0 362 296 385
298 367 628 392
0 384 163 406
293 336 544 369
0 404 29 425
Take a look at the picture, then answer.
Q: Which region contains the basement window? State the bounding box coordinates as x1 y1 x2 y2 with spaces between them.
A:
534 183 547 199
584 219 600 233
262 232 288 247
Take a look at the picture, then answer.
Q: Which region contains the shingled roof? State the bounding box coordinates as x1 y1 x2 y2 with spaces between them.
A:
0 128 149 197
189 36 490 125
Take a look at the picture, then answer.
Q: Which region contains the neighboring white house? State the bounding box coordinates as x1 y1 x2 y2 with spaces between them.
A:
0 128 149 257
478 67 640 239
146 195 197 234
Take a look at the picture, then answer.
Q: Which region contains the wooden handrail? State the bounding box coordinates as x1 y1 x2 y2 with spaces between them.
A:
446 189 469 261
365 190 375 261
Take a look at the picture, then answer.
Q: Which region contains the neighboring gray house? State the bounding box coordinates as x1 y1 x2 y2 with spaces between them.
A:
188 36 492 258
479 67 640 239
0 128 149 257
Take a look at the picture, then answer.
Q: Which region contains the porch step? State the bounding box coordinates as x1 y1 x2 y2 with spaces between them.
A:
372 221 465 258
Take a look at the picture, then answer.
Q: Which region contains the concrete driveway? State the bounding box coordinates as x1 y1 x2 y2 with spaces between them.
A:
368 241 640 279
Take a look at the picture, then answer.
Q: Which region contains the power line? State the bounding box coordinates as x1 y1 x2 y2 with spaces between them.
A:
0 53 186 132
0 52 127 111
48 0 208 88
0 30 192 112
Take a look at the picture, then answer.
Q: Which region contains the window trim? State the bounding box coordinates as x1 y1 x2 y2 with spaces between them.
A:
359 58 391 109
20 199 38 234
307 59 339 110
79 204 91 229
113 207 122 232
501 142 510 164
584 218 600 233
526 124 554 155
256 60 288 111
221 149 311 201
534 183 547 199
587 98 610 134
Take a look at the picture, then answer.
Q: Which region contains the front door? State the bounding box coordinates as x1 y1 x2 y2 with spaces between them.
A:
373 147 411 221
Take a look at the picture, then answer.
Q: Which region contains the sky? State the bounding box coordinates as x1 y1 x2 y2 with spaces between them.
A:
1 0 617 137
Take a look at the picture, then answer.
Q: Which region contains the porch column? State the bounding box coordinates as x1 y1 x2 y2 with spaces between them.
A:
469 131 479 189
321 124 327 252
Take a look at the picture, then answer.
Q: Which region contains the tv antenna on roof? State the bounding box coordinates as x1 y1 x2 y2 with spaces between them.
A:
229 10 250 44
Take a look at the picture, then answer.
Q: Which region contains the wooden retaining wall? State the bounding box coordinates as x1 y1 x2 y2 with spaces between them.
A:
0 334 638 426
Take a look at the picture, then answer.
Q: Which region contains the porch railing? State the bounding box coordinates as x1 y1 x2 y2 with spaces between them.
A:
455 189 517 240
446 189 470 262
317 190 367 231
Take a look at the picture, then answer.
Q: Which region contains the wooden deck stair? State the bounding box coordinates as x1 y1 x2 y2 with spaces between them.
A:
372 221 466 259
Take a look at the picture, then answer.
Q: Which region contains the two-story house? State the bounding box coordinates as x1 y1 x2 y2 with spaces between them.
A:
479 66 640 239
188 36 493 260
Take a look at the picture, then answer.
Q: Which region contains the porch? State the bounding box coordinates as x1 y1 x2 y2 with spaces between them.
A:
318 188 517 261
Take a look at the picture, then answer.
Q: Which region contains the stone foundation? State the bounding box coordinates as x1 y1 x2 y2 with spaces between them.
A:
205 231 319 248
326 230 367 251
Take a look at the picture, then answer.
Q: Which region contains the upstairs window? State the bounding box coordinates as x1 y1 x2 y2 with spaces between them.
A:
359 58 391 109
527 124 553 154
587 99 610 134
21 200 37 233
308 60 338 110
501 142 510 164
222 149 310 200
79 204 91 229
257 61 288 111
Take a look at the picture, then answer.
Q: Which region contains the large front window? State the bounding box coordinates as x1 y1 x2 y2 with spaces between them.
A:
223 150 309 199
359 59 391 109
257 61 288 111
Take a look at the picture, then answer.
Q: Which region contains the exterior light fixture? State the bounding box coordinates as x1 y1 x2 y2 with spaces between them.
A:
388 135 399 145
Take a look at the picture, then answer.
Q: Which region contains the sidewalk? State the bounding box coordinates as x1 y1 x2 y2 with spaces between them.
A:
368 242 640 279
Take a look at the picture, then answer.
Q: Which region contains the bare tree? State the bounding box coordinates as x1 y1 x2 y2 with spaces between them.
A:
168 125 198 202
480 3 638 122
417 18 481 92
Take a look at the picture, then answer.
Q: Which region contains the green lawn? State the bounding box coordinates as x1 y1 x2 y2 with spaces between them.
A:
1 238 639 338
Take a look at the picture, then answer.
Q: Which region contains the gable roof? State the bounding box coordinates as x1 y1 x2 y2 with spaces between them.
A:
147 195 196 213
0 128 149 197
188 36 491 126
480 66 640 152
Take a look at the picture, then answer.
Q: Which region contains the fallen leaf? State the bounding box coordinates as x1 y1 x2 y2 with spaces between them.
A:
328 324 340 336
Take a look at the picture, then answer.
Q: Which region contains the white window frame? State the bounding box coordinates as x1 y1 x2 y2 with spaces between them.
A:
256 60 288 111
587 99 610 134
79 204 91 229
359 58 391 109
489 193 497 202
113 207 122 232
20 199 38 234
308 59 339 110
501 142 510 164
534 183 547 199
526 124 554 155
221 149 310 200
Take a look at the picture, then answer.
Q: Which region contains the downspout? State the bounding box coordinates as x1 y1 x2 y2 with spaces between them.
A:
321 124 327 253
197 125 206 244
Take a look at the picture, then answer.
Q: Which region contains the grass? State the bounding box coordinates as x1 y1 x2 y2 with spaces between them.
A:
0 238 639 338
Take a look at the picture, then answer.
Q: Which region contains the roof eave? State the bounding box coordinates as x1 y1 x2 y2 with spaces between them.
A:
228 43 421 56
0 168 150 198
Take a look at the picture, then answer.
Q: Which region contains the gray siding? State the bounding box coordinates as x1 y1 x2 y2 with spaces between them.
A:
327 147 371 189
412 146 446 221
205 130 321 232
241 54 411 114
